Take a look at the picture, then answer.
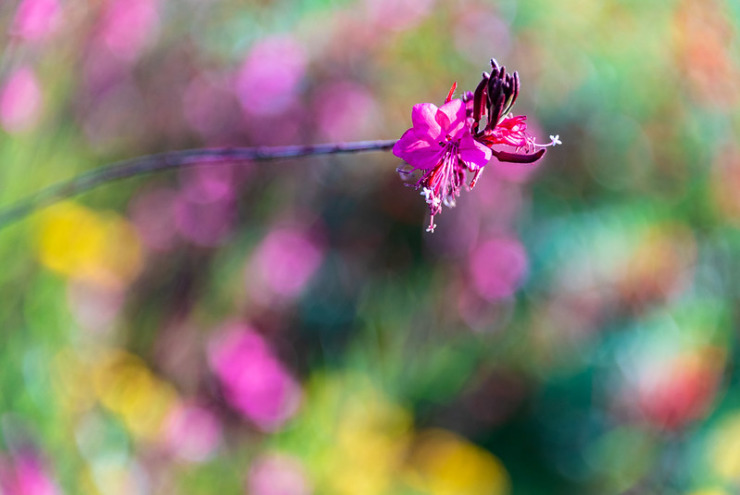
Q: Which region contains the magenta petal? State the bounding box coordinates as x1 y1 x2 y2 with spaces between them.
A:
403 146 444 170
393 128 428 156
438 99 467 138
393 128 444 170
439 99 465 121
435 109 451 132
411 103 442 140
459 135 492 169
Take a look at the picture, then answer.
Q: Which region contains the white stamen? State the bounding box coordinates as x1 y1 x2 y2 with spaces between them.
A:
421 188 442 208
533 134 562 148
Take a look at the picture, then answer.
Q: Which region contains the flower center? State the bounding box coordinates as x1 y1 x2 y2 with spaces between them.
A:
438 134 455 147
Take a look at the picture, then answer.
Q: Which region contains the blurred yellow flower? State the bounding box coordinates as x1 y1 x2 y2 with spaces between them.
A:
93 350 177 441
404 429 510 495
88 459 149 495
331 391 410 493
686 490 731 495
709 412 740 480
50 347 97 414
36 202 143 289
77 465 102 495
306 374 412 495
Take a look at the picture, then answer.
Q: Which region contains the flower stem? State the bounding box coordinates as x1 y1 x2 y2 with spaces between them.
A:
0 139 398 230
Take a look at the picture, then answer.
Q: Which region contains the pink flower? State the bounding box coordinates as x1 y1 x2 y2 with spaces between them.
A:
236 36 307 117
247 227 323 303
393 98 491 233
0 451 61 495
98 0 159 62
394 60 560 233
164 403 222 463
11 0 61 42
247 453 312 495
0 66 43 134
468 236 528 300
208 325 301 432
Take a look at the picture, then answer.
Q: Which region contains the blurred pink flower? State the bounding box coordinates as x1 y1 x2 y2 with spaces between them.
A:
179 165 235 204
129 187 179 252
315 82 379 141
0 452 61 495
165 403 222 463
470 174 524 228
11 0 61 42
236 36 307 117
247 453 312 495
99 0 159 62
468 236 528 301
208 325 301 432
393 98 491 233
133 172 239 249
183 74 243 141
248 227 323 302
0 66 42 134
174 189 235 247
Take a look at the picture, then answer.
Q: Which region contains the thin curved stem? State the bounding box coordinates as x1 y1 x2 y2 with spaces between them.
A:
0 139 398 230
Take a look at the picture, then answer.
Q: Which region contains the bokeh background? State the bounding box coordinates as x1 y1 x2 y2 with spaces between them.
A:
1 0 740 493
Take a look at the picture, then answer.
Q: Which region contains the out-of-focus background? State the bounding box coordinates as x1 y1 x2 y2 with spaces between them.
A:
0 0 739 493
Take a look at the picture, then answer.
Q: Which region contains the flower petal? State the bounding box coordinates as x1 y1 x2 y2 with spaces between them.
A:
459 135 492 169
435 109 451 132
393 128 444 170
438 99 467 139
411 103 442 140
